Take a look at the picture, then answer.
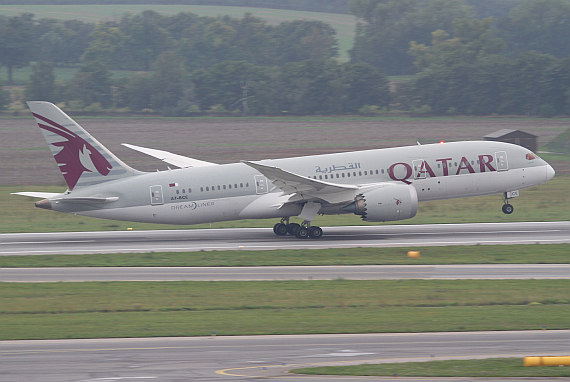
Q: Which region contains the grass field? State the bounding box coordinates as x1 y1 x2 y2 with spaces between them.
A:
0 4 356 65
0 244 568 268
1 279 568 340
3 175 569 233
292 358 570 377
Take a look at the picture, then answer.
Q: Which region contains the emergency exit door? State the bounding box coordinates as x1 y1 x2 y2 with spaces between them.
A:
254 175 268 194
495 151 508 171
150 185 164 205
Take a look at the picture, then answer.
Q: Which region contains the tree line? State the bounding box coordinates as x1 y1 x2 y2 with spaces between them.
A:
1 0 569 116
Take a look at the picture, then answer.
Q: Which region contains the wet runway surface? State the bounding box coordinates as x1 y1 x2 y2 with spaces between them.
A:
1 221 569 256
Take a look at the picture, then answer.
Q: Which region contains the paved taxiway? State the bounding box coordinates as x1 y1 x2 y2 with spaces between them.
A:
1 221 569 256
2 264 569 282
1 330 568 382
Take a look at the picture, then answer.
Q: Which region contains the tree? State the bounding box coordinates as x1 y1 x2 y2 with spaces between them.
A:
121 73 154 112
349 0 474 75
271 20 338 64
81 22 123 68
25 62 58 102
497 0 570 58
339 62 390 113
0 14 36 84
119 11 174 70
149 51 194 116
274 59 344 115
0 85 9 112
36 19 94 66
409 19 508 114
68 61 112 108
192 60 268 114
499 51 559 115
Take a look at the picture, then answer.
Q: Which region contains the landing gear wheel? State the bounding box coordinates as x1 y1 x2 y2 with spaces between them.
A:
502 203 514 214
273 223 288 236
309 226 323 239
287 223 301 236
295 226 309 239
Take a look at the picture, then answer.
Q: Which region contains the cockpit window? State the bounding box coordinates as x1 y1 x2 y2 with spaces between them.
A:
526 153 536 160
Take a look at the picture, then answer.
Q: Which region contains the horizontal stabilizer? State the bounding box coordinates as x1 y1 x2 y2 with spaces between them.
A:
11 192 61 198
123 143 217 168
59 196 119 203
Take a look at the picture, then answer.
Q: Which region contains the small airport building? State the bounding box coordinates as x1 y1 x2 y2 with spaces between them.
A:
484 129 538 153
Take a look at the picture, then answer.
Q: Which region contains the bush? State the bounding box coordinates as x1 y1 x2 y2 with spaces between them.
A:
538 104 556 117
0 86 10 112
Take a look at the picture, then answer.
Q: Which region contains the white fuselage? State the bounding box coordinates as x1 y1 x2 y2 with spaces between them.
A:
53 141 554 225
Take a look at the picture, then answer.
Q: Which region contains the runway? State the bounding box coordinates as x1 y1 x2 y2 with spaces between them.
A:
2 264 569 282
1 330 568 382
1 221 569 256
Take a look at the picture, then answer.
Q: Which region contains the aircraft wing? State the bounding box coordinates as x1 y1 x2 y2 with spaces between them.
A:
242 161 358 204
122 143 217 168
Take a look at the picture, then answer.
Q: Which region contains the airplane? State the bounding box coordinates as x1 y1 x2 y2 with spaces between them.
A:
13 101 555 239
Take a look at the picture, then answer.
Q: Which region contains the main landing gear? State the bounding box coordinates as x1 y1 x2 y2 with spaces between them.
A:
273 217 323 239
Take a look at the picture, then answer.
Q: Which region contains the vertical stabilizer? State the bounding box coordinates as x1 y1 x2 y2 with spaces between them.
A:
27 101 140 190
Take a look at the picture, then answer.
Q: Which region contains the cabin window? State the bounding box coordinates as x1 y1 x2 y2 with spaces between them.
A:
200 187 204 192
206 186 209 191
240 183 244 188
347 172 351 177
176 189 179 194
342 173 345 178
223 185 226 190
319 175 323 180
325 175 328 179
353 172 357 176
246 182 249 187
336 173 340 178
364 171 368 175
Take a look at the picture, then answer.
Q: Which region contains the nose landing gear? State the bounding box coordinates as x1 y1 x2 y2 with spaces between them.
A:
502 190 518 215
502 203 514 214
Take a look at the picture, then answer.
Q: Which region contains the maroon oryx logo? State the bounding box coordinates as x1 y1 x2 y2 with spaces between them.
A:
33 113 112 190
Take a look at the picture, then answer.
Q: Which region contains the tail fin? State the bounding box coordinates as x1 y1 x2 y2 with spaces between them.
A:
27 101 140 190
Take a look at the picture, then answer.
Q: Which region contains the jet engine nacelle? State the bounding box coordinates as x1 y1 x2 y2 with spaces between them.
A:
352 183 418 222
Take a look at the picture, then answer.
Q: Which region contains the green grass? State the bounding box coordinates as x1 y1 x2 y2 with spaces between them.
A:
292 358 570 377
0 244 568 268
0 5 356 62
0 280 568 340
3 175 569 233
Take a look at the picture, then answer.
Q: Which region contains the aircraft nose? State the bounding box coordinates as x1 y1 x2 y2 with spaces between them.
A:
546 164 555 181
